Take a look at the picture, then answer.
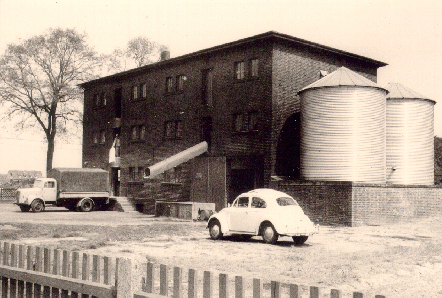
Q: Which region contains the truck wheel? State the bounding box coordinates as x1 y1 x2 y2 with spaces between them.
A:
79 198 94 212
19 205 31 212
30 200 45 213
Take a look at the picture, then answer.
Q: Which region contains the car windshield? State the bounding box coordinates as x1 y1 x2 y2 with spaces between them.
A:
33 179 44 188
276 197 299 206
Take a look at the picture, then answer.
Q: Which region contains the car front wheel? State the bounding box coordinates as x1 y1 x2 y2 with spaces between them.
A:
209 219 223 240
261 222 278 244
292 236 308 245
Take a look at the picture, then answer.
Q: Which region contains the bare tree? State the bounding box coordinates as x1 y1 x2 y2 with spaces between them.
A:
0 28 103 172
107 37 168 73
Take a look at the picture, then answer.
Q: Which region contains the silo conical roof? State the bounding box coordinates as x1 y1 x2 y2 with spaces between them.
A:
385 82 435 103
299 66 388 94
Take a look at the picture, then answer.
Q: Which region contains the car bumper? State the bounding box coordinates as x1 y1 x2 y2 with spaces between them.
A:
283 224 319 236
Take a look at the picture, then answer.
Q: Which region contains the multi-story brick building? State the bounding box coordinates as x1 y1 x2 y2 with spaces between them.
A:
80 31 386 212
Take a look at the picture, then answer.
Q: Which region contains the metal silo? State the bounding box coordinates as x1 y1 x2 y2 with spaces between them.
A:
298 67 388 183
385 82 435 185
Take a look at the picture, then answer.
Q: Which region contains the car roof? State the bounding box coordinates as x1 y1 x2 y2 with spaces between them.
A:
243 188 293 199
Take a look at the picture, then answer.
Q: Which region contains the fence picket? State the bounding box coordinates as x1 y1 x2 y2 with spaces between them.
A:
25 246 33 298
92 255 101 283
203 271 212 298
310 286 319 298
289 284 299 298
52 249 61 298
173 266 182 298
252 278 262 298
43 247 52 297
353 293 363 298
160 264 169 296
34 246 43 297
82 253 90 298
72 251 80 298
188 268 197 298
235 276 244 298
17 245 25 298
271 281 280 298
145 262 155 293
10 244 18 297
103 256 112 286
219 273 228 298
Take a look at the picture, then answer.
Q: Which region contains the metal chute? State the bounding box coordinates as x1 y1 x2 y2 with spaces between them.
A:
144 141 208 178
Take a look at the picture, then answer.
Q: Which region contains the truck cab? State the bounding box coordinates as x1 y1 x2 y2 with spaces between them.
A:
15 178 57 212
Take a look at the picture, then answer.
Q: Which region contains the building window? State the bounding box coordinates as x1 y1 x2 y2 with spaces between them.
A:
132 85 138 100
130 124 146 141
100 130 106 143
138 167 144 180
235 61 245 80
251 59 259 77
234 112 258 132
129 167 136 181
202 69 213 106
176 75 186 91
94 93 106 107
93 131 99 144
163 166 183 184
166 77 173 93
165 120 183 139
141 83 147 98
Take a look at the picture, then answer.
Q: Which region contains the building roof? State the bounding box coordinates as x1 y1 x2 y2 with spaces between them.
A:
385 82 435 104
79 31 387 88
298 66 388 94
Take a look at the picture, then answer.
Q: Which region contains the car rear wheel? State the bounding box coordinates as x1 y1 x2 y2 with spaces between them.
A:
292 236 308 245
209 219 223 240
261 222 278 244
30 200 45 213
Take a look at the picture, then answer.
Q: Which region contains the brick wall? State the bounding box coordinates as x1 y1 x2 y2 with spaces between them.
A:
274 180 442 227
352 184 442 226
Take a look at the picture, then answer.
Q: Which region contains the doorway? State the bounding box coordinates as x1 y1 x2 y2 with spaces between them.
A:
229 169 255 204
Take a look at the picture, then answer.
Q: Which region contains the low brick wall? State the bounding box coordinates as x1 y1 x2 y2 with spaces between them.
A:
352 184 442 226
274 180 442 226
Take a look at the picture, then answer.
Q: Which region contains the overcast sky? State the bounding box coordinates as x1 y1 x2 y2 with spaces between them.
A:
0 0 441 174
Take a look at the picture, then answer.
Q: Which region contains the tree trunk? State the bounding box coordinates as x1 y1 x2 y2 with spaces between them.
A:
46 134 55 173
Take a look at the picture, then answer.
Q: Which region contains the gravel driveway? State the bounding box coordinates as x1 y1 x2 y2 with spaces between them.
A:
1 202 441 297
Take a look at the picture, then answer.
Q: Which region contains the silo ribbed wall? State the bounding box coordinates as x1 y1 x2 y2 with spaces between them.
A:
300 86 386 183
386 99 435 185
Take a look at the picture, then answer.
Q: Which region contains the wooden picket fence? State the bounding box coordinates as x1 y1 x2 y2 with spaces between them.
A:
0 242 387 298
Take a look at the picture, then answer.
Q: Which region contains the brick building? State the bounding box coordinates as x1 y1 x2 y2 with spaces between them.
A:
80 31 386 213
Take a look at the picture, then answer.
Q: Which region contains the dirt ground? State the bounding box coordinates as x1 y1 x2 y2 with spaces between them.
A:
1 203 442 297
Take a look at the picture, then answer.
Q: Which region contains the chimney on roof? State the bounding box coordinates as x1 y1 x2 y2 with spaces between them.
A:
160 51 170 61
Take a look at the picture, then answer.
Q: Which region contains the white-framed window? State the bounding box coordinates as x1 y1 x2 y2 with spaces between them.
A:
132 85 138 100
251 59 259 77
176 75 186 91
166 77 173 93
235 61 245 80
141 83 147 98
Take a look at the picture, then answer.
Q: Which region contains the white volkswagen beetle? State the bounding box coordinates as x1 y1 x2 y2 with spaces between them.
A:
207 189 319 245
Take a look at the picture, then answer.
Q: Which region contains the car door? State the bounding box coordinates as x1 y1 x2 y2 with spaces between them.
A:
42 181 57 203
247 196 267 232
229 196 251 232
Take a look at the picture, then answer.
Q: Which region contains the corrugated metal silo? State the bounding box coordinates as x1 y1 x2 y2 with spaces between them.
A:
298 67 388 183
385 82 435 185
